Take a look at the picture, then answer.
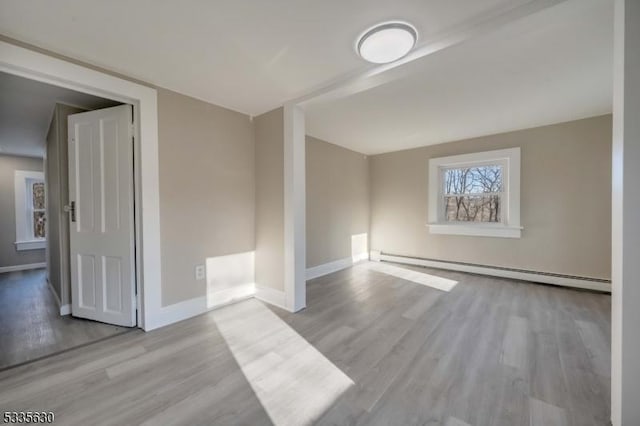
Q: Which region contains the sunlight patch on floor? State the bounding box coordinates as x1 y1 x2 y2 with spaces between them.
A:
362 261 458 292
211 299 354 426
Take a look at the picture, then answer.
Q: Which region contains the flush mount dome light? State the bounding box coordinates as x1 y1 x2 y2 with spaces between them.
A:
357 21 417 64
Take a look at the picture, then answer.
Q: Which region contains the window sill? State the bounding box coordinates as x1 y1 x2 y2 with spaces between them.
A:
427 223 522 239
15 240 46 251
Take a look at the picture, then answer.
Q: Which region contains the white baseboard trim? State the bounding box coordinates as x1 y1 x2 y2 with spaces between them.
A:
148 284 287 324
46 277 67 315
306 253 369 281
0 262 46 274
255 286 287 310
146 296 208 331
206 283 256 311
379 253 611 293
352 252 370 263
47 277 59 307
144 285 257 331
306 257 352 280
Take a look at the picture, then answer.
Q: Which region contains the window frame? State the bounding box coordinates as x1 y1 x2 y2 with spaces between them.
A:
14 170 46 250
27 177 46 239
427 147 522 238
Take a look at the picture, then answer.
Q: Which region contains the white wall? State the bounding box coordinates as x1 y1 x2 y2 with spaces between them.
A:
611 0 640 424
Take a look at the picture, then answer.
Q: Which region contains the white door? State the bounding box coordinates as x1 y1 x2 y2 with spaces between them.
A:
68 105 136 327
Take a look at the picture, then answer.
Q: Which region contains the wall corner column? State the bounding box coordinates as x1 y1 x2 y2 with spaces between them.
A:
283 103 306 312
612 0 640 424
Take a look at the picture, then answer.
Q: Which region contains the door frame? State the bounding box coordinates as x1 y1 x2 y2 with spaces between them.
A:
0 40 161 330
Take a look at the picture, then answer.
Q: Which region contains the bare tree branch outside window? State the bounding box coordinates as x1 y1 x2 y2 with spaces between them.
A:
443 165 502 222
31 181 46 238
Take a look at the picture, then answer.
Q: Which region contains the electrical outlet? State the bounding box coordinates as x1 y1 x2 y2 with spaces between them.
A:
195 264 205 281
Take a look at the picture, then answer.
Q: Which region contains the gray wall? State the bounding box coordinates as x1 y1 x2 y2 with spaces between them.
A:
306 136 369 268
158 88 255 306
370 115 612 279
2 38 613 310
0 154 45 268
2 37 264 307
254 107 285 292
45 103 84 304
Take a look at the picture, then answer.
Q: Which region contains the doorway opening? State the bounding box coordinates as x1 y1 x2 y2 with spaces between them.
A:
0 71 136 369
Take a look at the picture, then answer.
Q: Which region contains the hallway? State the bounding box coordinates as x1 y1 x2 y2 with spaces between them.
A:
0 269 130 369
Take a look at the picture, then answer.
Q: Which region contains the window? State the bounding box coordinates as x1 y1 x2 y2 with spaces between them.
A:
28 179 46 239
428 148 521 238
443 164 503 223
14 170 46 250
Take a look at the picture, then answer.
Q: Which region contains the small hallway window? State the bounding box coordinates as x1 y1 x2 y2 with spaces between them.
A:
14 170 46 250
29 179 46 239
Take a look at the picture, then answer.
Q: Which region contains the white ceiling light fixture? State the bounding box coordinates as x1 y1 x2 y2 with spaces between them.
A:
356 21 418 64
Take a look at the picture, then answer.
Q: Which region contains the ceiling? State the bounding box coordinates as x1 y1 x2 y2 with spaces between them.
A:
0 0 532 116
0 72 120 158
305 0 614 155
0 0 613 156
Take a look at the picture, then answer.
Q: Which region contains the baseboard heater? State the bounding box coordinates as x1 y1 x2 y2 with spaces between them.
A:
376 252 611 293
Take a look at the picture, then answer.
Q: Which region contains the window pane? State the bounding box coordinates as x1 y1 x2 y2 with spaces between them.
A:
443 165 502 195
32 182 45 210
33 211 46 238
444 195 501 223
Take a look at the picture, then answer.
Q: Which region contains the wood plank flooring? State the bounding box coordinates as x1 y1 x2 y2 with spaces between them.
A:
0 269 130 369
0 262 611 425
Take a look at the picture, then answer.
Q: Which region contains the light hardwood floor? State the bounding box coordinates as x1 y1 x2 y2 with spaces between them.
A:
0 269 130 369
0 262 611 425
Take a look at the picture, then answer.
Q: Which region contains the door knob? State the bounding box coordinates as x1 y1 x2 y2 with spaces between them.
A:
63 201 76 222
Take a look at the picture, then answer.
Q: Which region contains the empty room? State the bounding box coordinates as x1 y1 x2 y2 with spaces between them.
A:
0 0 639 425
